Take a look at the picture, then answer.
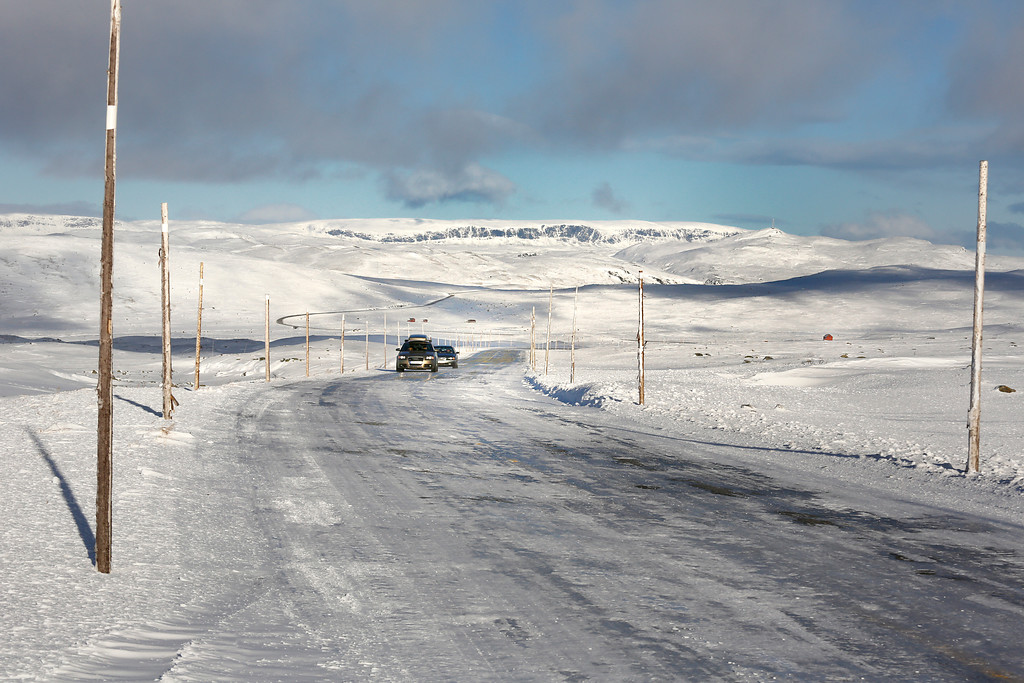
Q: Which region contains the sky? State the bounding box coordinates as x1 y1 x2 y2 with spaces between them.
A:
4 0 1024 251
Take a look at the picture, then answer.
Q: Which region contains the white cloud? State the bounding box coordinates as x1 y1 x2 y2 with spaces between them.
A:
823 211 935 241
383 163 516 208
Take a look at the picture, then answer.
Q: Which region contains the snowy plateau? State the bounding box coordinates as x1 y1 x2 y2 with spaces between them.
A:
2 214 1024 680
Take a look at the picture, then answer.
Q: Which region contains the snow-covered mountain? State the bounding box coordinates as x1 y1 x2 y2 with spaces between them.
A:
320 218 740 244
616 226 985 285
4 214 1011 339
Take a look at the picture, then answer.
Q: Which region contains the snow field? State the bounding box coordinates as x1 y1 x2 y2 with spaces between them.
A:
527 331 1024 490
4 213 1024 677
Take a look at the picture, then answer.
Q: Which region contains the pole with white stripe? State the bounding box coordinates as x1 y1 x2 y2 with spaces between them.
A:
96 0 122 575
160 203 174 418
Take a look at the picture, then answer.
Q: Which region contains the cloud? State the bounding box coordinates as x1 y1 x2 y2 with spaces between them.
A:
383 163 516 208
591 182 628 214
522 0 880 146
822 211 936 241
0 2 503 182
944 9 1024 151
237 203 317 224
0 201 99 217
6 0 1024 217
986 221 1024 253
0 1 891 177
1009 202 1024 215
713 213 775 229
636 130 979 172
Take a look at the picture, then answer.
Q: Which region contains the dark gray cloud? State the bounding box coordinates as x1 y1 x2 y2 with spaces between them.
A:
635 133 978 171
945 7 1024 151
0 3 109 164
0 0 512 203
5 0 1024 214
520 0 881 145
591 182 627 214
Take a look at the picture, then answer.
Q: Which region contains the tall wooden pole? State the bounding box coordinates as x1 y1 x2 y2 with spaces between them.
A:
340 313 345 374
305 311 310 377
545 286 552 375
96 0 121 575
530 306 536 370
638 271 645 405
193 262 203 389
365 322 369 370
264 295 270 381
968 161 988 473
570 286 578 383
160 203 174 419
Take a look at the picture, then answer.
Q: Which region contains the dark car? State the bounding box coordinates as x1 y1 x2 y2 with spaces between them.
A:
396 337 438 372
434 345 458 368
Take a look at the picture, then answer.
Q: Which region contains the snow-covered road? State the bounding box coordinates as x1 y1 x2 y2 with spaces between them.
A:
62 349 1017 681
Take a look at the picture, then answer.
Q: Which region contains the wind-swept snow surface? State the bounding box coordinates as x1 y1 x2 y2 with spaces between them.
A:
3 215 1024 679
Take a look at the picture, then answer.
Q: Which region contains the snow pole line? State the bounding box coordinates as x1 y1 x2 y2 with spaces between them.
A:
638 270 645 405
967 160 988 473
194 262 204 390
265 295 271 382
96 0 122 575
571 286 578 384
160 203 174 419
545 286 552 375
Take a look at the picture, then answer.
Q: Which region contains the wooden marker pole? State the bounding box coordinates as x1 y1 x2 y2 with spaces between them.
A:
530 306 536 370
96 0 122 575
193 262 203 390
365 323 369 370
305 311 310 377
340 313 345 374
264 295 270 381
545 286 552 375
638 271 645 405
968 161 989 473
159 203 174 419
570 286 578 383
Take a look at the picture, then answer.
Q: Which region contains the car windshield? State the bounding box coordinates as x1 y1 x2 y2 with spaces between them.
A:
401 341 433 352
435 346 454 353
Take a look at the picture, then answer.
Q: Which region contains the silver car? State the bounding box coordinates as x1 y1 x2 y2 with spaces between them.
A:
396 338 438 372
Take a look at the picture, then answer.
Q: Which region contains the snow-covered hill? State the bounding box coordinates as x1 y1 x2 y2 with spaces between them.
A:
5 212 1024 679
3 212 1023 482
616 225 987 285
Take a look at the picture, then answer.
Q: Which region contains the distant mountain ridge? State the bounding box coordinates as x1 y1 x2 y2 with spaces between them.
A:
324 222 742 244
0 214 101 232
0 213 743 245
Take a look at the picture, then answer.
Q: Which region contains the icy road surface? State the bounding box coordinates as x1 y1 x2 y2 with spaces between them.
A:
61 349 1024 680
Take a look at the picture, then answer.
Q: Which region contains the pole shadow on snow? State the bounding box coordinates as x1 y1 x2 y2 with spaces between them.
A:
26 427 96 566
114 393 162 417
